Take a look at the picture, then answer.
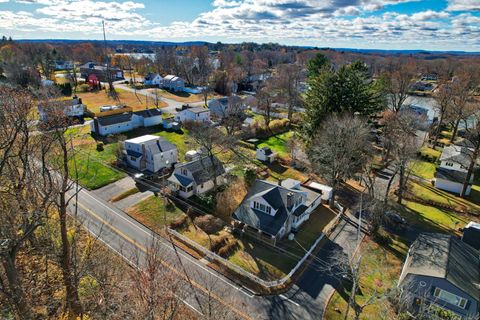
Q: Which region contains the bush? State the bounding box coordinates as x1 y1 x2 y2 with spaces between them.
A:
194 214 224 234
217 240 239 258
269 118 290 135
244 165 257 187
210 234 228 253
77 83 90 93
96 142 104 151
57 82 72 96
170 214 188 229
196 194 216 209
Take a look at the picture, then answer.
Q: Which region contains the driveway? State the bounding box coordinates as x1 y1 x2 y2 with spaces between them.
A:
93 176 137 202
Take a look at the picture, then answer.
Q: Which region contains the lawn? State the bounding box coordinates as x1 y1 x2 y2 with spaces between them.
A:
401 200 468 234
408 181 480 214
70 149 125 190
126 195 184 233
419 146 441 160
154 129 192 162
409 159 436 180
66 125 126 190
325 236 408 320
257 131 294 159
76 90 167 114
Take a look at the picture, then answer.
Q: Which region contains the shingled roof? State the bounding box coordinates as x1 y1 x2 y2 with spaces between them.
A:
231 180 306 236
400 233 480 300
440 145 472 169
96 113 132 126
176 156 225 185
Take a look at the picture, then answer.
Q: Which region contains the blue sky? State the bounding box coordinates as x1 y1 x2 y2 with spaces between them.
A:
0 0 479 51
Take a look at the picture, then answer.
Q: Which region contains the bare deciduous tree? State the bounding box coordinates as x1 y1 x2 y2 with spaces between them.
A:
307 114 371 207
383 59 417 113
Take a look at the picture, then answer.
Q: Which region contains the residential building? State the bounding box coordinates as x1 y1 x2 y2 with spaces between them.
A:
161 75 185 92
461 222 480 251
207 95 245 119
434 145 474 196
144 72 163 86
123 135 177 173
256 147 277 163
231 179 322 244
38 97 86 122
421 73 438 81
162 115 181 131
398 233 479 320
80 62 124 82
167 156 226 198
90 108 163 136
53 60 74 70
174 107 211 123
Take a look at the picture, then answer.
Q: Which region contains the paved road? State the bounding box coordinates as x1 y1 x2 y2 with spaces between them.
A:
114 83 204 113
70 184 362 319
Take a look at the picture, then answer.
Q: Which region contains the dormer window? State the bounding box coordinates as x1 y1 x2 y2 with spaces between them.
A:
253 201 272 215
181 168 188 175
446 162 454 167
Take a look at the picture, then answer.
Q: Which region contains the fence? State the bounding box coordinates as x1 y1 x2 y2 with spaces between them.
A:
167 212 343 289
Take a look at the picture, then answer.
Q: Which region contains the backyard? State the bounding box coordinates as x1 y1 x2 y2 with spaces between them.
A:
145 88 217 104
257 131 294 159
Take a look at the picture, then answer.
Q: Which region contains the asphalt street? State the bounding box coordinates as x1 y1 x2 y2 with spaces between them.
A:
70 185 363 319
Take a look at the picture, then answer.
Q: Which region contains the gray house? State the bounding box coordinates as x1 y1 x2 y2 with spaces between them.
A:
231 179 321 244
399 233 479 320
167 156 226 198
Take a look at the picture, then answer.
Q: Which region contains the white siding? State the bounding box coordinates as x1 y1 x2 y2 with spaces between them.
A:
435 178 471 196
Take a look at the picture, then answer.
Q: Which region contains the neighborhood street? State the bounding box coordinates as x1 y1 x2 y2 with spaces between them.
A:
70 184 363 319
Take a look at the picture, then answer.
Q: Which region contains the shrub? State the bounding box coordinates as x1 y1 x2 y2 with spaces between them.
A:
210 234 228 253
243 165 257 187
217 240 239 258
96 142 104 151
77 83 90 93
194 214 224 234
269 118 290 135
170 214 188 229
196 194 216 209
57 82 72 96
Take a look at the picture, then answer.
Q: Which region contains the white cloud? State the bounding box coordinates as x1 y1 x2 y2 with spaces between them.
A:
447 0 480 11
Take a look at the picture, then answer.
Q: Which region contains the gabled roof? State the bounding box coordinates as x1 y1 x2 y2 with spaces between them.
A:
144 72 160 80
435 167 470 184
125 135 176 154
168 173 193 187
133 109 162 118
440 145 472 168
231 180 306 236
186 107 209 114
175 156 225 185
400 233 480 301
96 112 132 126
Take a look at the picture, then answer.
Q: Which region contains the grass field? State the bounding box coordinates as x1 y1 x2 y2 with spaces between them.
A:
325 236 408 320
126 195 183 232
409 160 436 180
257 131 294 159
76 90 167 113
419 146 441 160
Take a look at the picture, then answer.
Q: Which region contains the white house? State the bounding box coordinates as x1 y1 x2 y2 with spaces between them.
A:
91 108 163 136
131 109 163 127
161 75 185 92
256 147 277 163
144 73 163 86
167 156 226 198
124 135 177 173
174 107 211 123
231 179 321 244
38 97 86 122
207 95 245 119
434 145 474 195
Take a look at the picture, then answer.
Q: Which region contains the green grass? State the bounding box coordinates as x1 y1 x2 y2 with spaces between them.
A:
257 131 294 158
126 195 183 232
153 129 192 161
419 146 441 159
70 150 125 190
409 182 480 214
409 160 436 180
402 200 467 233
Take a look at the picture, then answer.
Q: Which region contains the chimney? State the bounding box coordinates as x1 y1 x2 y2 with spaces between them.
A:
278 179 283 186
287 192 294 208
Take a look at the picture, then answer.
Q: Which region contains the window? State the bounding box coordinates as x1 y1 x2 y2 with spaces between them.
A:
266 206 271 214
433 288 468 309
130 156 136 161
181 168 188 175
446 162 454 167
253 201 271 215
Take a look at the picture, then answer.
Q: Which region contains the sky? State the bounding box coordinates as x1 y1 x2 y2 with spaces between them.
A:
0 0 479 51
